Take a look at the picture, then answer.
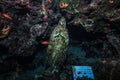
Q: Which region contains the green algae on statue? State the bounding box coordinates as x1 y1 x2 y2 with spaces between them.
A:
46 17 69 74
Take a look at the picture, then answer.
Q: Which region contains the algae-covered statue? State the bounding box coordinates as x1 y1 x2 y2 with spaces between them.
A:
46 17 69 74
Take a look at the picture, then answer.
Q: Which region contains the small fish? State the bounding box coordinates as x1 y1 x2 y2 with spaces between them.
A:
109 0 114 4
42 1 47 15
102 60 107 64
2 13 12 20
41 41 49 45
0 25 10 39
18 18 21 21
48 0 52 3
60 2 69 9
117 8 120 12
26 13 31 18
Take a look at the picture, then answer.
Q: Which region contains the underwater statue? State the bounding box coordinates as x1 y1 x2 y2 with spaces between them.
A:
46 17 69 74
